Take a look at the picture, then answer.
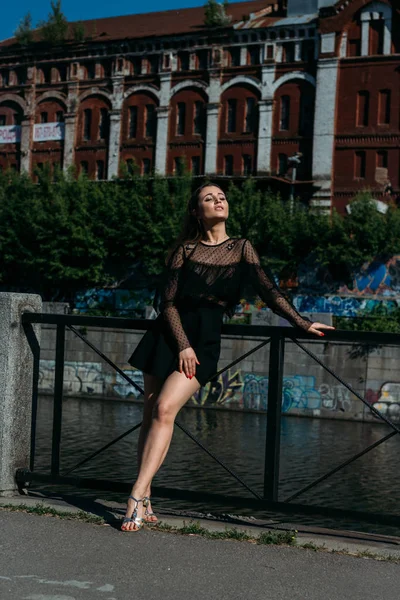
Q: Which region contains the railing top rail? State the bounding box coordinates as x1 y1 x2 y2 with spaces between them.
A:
22 311 400 345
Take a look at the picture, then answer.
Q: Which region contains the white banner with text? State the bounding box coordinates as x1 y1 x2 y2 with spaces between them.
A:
0 125 21 144
34 122 65 142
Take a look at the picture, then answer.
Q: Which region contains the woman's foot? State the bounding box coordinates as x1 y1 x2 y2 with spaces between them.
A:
120 493 148 532
143 495 158 524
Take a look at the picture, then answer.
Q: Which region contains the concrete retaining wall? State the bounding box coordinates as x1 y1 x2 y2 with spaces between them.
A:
38 322 400 423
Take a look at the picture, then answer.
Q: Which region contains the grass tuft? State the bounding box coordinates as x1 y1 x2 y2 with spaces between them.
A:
258 530 297 546
154 519 296 545
0 502 105 524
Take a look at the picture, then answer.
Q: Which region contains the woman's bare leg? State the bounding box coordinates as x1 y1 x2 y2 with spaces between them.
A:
136 373 164 520
121 370 201 531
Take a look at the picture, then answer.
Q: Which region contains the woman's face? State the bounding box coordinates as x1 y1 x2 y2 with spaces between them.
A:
195 185 229 224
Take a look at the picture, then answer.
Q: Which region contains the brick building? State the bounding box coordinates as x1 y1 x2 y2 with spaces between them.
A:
0 0 398 213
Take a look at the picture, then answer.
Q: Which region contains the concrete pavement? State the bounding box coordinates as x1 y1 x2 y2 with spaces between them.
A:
1 502 400 600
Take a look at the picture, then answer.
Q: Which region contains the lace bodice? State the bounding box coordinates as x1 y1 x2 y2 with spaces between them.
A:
157 237 312 353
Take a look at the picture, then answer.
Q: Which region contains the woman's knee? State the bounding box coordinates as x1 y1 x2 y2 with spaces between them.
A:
151 398 177 423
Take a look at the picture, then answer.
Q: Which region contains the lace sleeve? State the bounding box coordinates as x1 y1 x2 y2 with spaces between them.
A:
242 240 312 331
159 244 191 353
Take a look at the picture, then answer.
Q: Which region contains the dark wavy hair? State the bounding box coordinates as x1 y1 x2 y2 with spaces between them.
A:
166 182 226 264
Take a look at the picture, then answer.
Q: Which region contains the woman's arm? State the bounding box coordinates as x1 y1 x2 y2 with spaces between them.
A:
242 239 312 331
159 244 191 353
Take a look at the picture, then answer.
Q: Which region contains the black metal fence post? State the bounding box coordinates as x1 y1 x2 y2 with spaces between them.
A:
263 332 285 501
51 324 65 476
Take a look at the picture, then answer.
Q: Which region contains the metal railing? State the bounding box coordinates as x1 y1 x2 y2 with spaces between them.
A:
18 312 400 526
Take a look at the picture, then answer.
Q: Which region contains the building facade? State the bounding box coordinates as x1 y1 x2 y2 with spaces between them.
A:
0 0 398 212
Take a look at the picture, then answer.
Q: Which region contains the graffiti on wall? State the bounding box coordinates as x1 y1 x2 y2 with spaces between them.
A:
368 382 400 421
191 369 244 406
242 373 353 413
74 287 155 317
39 361 145 398
39 360 109 396
294 295 400 318
113 370 144 398
38 360 355 416
339 256 400 297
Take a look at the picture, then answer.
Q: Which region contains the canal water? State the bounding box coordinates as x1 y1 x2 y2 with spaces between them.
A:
34 395 400 535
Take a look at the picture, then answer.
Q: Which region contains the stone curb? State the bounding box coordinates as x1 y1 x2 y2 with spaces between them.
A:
1 493 400 560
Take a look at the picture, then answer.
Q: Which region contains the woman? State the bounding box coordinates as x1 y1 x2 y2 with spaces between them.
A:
122 182 334 532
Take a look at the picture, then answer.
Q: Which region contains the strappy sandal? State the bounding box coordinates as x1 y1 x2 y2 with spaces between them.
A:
143 495 158 525
121 495 149 532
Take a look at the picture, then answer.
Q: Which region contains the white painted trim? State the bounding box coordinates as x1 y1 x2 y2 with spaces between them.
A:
170 79 208 99
361 20 370 56
360 1 392 21
78 88 113 106
36 91 68 110
384 18 392 55
124 84 160 101
272 71 316 93
220 75 262 94
0 93 26 111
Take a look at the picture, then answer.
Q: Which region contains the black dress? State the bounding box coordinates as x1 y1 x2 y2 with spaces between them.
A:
128 237 312 386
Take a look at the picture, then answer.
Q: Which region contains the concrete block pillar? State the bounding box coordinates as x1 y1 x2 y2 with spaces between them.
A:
155 106 170 175
240 46 248 66
0 293 42 496
204 102 220 175
361 18 369 56
311 58 339 211
20 119 32 174
107 110 122 179
154 73 172 175
257 99 273 174
204 73 221 176
63 113 77 172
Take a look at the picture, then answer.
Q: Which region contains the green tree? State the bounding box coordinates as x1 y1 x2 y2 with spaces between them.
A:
72 21 85 43
204 0 231 27
14 12 34 46
38 0 68 44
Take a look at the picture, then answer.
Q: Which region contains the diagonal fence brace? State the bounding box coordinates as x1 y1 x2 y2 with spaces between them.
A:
293 338 400 434
283 338 400 503
63 325 268 500
285 430 397 503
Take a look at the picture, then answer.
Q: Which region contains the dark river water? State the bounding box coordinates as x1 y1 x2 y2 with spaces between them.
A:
33 395 400 536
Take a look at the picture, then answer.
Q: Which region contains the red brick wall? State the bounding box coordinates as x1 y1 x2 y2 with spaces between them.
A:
168 87 207 174
271 80 314 179
333 58 400 212
75 95 110 179
120 91 158 175
32 99 65 175
217 84 259 176
0 100 22 172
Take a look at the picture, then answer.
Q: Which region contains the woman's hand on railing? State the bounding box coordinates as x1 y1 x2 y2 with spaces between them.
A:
179 347 200 379
307 322 335 337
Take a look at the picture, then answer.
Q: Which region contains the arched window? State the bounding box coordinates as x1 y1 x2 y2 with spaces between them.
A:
98 108 109 140
224 155 233 176
245 97 257 133
378 90 391 125
360 2 392 57
9 71 18 86
356 91 369 127
299 93 314 135
280 96 290 130
51 68 61 83
176 102 186 135
227 99 237 133
83 109 92 140
36 69 45 84
278 153 288 176
193 101 205 135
